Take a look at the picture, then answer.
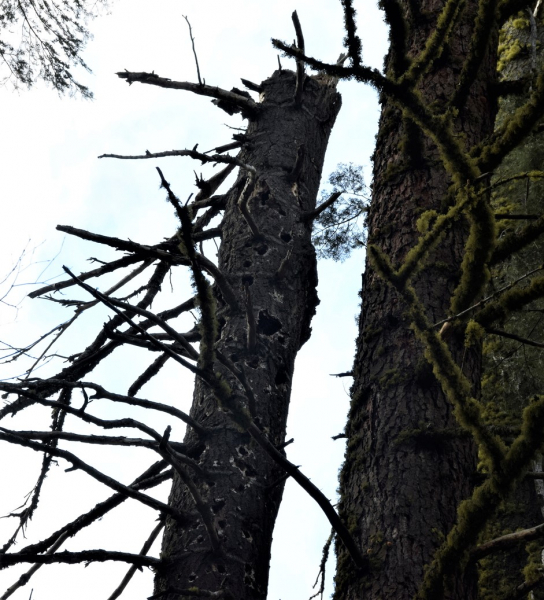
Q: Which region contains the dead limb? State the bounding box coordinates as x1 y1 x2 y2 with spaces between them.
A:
106 520 165 600
471 522 544 561
292 11 305 106
116 71 257 117
0 549 161 569
15 462 170 557
0 429 189 524
301 191 343 221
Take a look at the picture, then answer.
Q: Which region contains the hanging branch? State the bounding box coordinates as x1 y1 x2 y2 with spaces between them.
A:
309 530 334 600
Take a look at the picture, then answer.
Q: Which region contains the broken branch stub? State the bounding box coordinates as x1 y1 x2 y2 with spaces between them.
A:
155 68 342 598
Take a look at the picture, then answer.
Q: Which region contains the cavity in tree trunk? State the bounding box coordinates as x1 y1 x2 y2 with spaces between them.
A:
155 68 341 599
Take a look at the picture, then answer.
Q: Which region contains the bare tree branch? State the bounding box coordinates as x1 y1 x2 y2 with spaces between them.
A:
0 429 189 523
471 523 544 561
0 532 69 600
107 520 165 600
183 16 203 86
28 254 145 298
115 71 257 116
0 549 161 569
15 462 171 557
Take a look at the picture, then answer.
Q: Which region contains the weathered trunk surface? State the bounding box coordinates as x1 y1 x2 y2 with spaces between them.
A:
154 69 341 599
335 1 498 598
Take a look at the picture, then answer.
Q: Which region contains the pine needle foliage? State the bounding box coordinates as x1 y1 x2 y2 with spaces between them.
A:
0 0 109 97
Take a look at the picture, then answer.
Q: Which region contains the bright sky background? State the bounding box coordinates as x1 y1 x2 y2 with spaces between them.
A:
0 2 388 599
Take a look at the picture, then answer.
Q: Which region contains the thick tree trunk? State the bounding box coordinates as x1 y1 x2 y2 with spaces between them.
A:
335 1 498 598
154 69 341 599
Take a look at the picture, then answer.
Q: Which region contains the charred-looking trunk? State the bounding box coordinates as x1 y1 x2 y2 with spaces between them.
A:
155 70 341 599
335 1 498 598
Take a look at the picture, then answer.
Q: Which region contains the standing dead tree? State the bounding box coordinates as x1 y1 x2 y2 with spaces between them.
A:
3 0 544 599
0 12 365 600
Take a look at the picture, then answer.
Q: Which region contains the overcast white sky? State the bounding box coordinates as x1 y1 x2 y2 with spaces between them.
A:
0 2 388 598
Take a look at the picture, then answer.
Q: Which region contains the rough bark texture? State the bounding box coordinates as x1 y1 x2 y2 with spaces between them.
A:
335 1 498 599
479 12 544 598
154 69 341 599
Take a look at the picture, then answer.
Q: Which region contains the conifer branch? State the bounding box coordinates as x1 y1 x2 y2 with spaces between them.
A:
28 254 145 298
418 396 544 600
433 264 544 328
490 214 544 264
369 245 507 471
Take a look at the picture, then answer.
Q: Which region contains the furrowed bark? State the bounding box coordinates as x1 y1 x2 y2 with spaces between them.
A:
154 69 341 599
335 1 498 598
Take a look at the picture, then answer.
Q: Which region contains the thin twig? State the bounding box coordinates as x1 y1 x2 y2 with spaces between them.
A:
14 462 171 557
28 255 144 298
301 192 344 221
434 264 544 328
183 16 203 86
0 429 188 523
485 327 544 348
106 520 165 600
0 532 69 600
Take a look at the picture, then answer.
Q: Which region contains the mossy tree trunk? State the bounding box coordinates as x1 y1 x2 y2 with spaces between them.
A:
335 0 498 598
154 69 341 600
